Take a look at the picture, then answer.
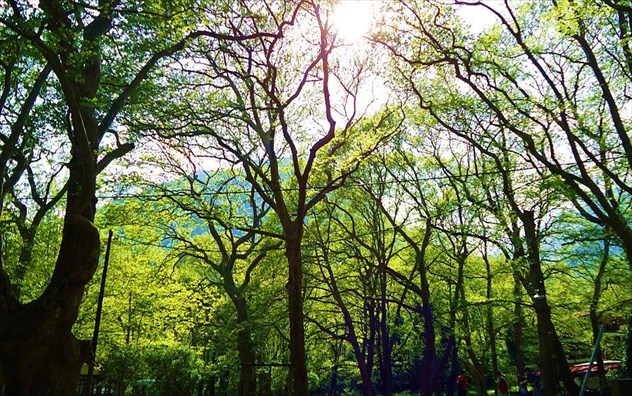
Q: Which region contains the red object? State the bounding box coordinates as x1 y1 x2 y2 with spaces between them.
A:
498 377 509 393
570 361 621 374
457 374 468 390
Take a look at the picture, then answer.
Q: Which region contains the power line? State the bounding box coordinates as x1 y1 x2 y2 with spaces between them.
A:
6 153 629 204
90 157 612 201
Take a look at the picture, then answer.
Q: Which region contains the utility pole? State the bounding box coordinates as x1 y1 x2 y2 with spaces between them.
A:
83 230 113 396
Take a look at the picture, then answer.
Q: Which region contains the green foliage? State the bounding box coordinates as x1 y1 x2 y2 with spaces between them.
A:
3 1 631 394
146 345 205 395
100 344 149 387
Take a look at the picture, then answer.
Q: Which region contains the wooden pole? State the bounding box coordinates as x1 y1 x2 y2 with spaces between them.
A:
83 230 113 396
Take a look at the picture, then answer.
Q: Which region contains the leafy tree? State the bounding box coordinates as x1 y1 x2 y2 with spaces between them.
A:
374 0 632 392
125 1 399 392
307 174 402 396
99 344 149 395
0 0 285 391
132 149 280 395
0 0 198 390
146 344 205 396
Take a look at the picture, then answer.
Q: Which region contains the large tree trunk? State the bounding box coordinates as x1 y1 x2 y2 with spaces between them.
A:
419 302 436 396
231 294 257 396
532 298 580 396
2 328 90 394
522 211 578 396
0 0 173 390
1 190 99 393
0 96 101 391
284 226 309 396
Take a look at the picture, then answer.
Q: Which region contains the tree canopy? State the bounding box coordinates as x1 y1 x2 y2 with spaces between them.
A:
1 1 630 395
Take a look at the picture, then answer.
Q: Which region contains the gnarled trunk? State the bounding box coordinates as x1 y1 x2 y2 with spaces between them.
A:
1 202 100 393
2 329 89 395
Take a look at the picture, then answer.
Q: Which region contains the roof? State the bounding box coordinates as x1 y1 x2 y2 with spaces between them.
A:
569 361 621 374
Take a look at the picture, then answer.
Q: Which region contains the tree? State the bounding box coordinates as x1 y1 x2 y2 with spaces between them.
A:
126 1 399 392
0 0 202 391
376 0 632 393
134 149 280 395
360 153 452 396
308 169 404 396
308 202 378 396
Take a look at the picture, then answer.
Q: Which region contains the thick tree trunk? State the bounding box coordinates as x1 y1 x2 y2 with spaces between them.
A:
419 303 436 396
532 298 580 396
0 123 101 392
532 299 557 396
0 0 171 390
522 211 578 396
284 230 309 396
231 295 257 396
2 329 89 394
1 210 99 393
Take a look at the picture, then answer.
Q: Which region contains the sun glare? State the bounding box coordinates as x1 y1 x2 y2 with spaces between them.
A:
330 1 377 43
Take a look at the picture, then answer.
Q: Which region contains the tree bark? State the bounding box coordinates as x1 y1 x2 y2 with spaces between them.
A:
231 295 257 396
0 0 190 391
284 226 309 396
522 211 578 396
1 177 100 393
